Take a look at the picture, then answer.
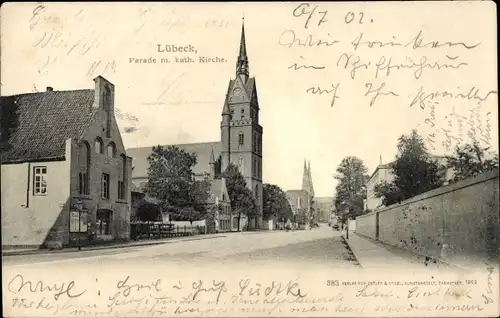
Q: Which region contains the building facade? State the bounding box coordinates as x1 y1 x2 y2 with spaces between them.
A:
127 20 264 229
365 162 395 211
1 76 132 249
286 190 311 217
365 156 456 211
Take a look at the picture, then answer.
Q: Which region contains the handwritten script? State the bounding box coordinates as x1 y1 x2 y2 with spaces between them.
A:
282 2 497 152
4 273 498 317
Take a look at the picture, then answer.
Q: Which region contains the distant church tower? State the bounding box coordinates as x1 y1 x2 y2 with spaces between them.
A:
221 18 263 228
302 159 315 198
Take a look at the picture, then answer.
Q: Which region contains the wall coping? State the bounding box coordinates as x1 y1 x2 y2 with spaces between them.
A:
358 169 499 218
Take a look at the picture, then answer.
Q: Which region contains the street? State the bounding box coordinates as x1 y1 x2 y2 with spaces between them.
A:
2 225 359 270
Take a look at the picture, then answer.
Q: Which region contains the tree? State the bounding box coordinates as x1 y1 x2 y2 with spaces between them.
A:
144 145 210 223
446 140 499 183
136 199 161 222
262 184 293 222
333 156 369 225
222 163 256 231
296 208 308 225
374 129 445 206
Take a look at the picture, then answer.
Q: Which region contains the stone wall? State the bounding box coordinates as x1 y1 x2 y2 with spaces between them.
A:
356 170 499 264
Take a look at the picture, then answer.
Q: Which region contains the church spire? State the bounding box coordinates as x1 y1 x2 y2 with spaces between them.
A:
236 16 249 81
302 159 308 191
307 161 315 198
209 147 216 179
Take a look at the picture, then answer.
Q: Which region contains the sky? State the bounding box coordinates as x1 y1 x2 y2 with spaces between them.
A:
1 2 498 197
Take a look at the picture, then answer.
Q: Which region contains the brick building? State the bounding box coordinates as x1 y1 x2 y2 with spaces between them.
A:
1 76 132 249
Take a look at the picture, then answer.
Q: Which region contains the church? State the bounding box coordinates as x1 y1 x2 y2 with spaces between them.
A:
127 20 264 229
285 160 316 227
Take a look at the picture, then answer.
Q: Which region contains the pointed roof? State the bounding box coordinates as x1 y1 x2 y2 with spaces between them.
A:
300 159 315 197
209 147 216 164
236 17 249 77
221 82 232 116
127 141 222 180
1 89 96 163
302 158 308 191
239 17 247 59
307 161 315 197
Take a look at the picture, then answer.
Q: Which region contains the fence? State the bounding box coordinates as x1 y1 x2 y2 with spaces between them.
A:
356 170 499 265
130 221 207 241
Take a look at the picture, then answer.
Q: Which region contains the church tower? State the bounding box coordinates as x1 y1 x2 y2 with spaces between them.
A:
221 18 263 228
302 159 315 198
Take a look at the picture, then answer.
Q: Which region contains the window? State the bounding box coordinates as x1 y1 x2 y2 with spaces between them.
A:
95 138 104 154
79 141 91 194
252 158 256 177
238 132 244 146
230 109 234 117
101 173 110 199
238 157 244 174
118 181 125 200
33 166 47 195
107 142 115 157
297 197 302 209
79 172 89 195
255 185 259 200
120 154 127 200
97 210 112 235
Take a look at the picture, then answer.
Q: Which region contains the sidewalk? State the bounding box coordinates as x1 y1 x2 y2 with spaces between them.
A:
342 232 463 272
2 233 227 257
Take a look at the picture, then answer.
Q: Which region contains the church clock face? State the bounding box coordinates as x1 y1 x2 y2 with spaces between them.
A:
233 87 242 96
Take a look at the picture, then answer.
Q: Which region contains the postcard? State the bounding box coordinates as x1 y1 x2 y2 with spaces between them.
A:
1 1 499 317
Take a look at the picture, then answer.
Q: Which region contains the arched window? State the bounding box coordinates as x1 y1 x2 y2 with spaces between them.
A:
107 142 116 157
95 137 104 154
118 154 127 200
78 141 91 195
238 132 244 146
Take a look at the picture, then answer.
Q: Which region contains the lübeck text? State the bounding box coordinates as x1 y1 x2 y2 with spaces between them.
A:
157 44 197 53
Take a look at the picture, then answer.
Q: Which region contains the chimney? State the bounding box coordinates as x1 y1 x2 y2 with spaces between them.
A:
46 87 53 92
